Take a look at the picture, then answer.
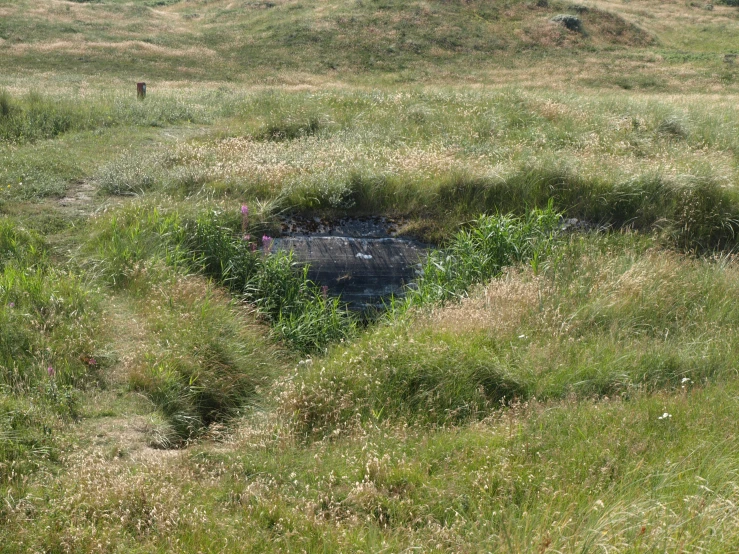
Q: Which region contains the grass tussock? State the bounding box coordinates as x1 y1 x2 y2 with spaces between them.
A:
406 204 561 306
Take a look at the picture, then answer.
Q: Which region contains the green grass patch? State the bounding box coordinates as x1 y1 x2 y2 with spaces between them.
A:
0 218 100 511
283 231 739 437
0 89 208 145
127 277 281 444
84 202 356 353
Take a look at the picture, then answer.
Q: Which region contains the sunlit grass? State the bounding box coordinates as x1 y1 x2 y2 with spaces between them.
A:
3 0 739 551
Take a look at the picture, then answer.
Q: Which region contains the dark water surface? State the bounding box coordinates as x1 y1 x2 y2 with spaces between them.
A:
274 217 427 309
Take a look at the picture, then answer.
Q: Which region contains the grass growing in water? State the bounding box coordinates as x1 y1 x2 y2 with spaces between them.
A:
407 204 561 307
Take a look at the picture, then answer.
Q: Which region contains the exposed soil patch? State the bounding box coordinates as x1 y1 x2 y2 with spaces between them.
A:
57 180 96 215
278 214 412 238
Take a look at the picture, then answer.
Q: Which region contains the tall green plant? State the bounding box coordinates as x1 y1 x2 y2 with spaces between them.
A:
407 204 561 307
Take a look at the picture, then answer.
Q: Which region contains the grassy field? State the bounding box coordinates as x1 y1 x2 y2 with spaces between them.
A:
3 0 739 551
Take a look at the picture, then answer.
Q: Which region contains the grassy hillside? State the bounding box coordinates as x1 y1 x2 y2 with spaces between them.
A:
0 0 736 88
0 0 653 78
3 0 739 552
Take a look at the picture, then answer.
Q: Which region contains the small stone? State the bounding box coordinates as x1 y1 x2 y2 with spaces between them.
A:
550 14 583 33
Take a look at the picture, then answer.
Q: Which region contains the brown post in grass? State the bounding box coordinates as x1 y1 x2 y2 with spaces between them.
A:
137 82 146 100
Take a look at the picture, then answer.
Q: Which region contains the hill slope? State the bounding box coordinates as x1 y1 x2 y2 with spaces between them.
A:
0 0 654 80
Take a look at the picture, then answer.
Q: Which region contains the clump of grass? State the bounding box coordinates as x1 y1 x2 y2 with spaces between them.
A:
183 214 357 352
96 151 164 196
281 324 527 437
406 204 561 307
434 169 739 251
669 178 739 250
0 218 44 267
84 204 185 287
258 116 322 141
0 90 14 119
0 394 65 516
657 116 688 138
85 203 356 353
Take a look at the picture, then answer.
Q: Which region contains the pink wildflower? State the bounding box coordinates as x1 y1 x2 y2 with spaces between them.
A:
262 235 273 253
241 205 249 232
